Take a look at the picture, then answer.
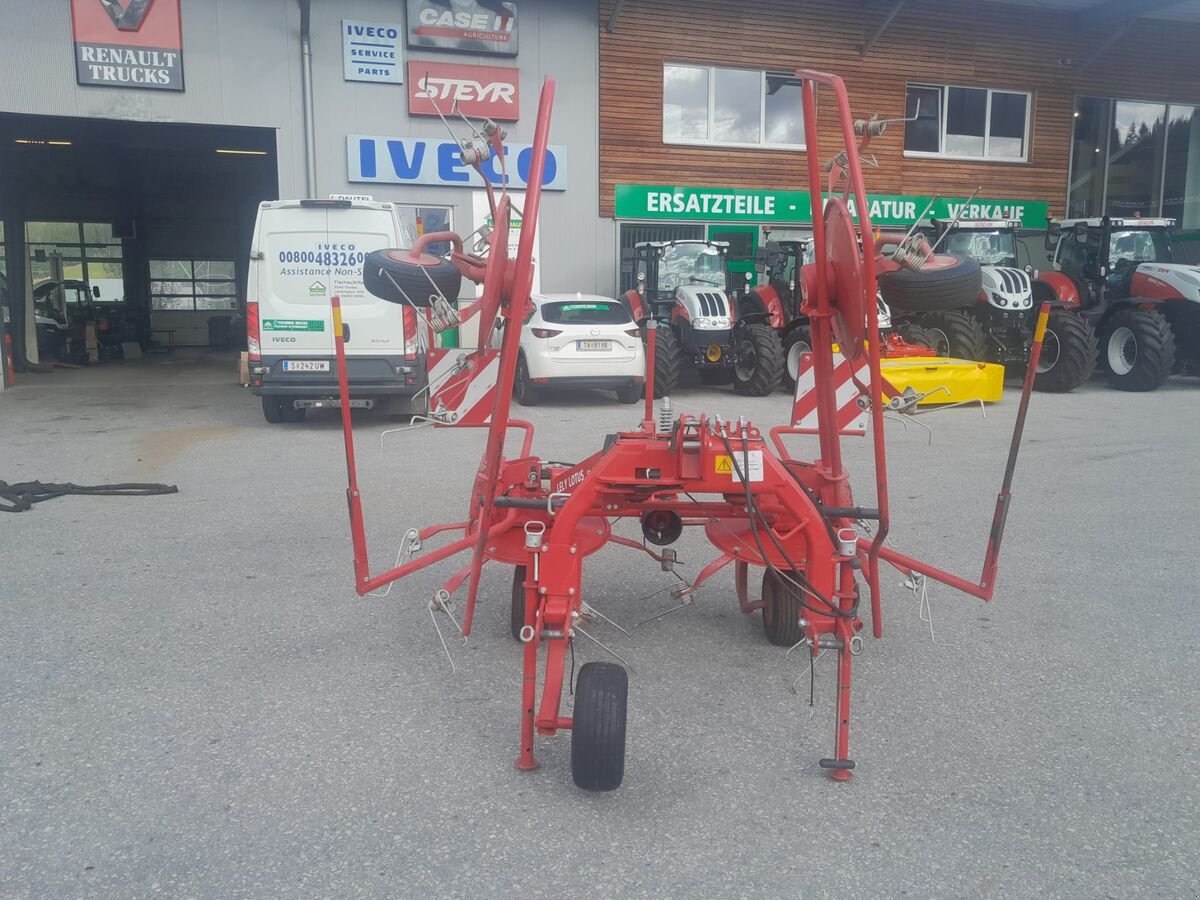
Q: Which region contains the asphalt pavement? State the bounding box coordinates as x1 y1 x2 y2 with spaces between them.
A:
1 352 1198 898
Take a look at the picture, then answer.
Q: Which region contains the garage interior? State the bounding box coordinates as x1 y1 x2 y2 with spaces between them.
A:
0 113 278 384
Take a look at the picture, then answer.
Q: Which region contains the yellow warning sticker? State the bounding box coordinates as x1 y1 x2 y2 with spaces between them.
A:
715 455 733 475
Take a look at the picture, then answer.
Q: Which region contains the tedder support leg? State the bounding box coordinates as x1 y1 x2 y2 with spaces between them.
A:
516 622 540 771
821 621 856 781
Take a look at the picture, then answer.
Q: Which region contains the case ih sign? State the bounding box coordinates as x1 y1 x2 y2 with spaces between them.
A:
70 0 184 91
406 0 517 57
408 62 519 121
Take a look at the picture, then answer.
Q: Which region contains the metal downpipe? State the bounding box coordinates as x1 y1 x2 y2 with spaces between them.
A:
299 0 317 198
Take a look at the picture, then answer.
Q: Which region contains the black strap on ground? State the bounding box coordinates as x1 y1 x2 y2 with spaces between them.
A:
0 480 179 513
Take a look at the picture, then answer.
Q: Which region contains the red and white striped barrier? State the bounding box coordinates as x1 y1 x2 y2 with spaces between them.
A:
791 350 870 435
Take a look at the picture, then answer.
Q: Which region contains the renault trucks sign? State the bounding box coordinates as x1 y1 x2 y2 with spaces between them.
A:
406 0 518 57
407 61 519 121
70 0 184 91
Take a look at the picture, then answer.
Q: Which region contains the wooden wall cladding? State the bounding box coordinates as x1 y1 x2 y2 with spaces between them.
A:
597 0 1200 217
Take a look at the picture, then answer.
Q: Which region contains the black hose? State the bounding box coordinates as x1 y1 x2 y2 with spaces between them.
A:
0 480 178 513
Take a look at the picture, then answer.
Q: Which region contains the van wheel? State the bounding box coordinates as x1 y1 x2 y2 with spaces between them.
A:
281 402 307 423
261 397 284 424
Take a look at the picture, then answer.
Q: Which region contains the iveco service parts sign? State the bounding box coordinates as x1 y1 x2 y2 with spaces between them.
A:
406 0 517 57
348 136 566 190
70 0 184 91
343 20 403 84
408 61 519 121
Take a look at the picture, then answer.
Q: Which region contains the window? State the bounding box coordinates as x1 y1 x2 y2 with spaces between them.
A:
663 65 805 149
396 205 452 256
539 300 632 326
904 84 1030 161
150 260 237 311
26 221 125 302
1068 96 1200 227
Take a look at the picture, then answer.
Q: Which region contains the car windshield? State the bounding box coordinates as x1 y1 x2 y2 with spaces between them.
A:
540 299 631 325
658 243 724 291
1108 229 1171 265
943 230 1017 267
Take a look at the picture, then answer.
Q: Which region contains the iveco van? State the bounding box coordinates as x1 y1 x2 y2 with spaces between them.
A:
247 199 424 423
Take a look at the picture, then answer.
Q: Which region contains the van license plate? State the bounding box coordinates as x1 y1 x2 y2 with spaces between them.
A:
577 340 611 352
281 360 330 372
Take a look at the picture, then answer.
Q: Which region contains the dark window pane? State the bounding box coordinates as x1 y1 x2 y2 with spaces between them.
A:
1068 97 1108 217
1163 104 1200 229
663 65 708 141
989 92 1027 158
905 86 941 153
539 300 631 325
1107 100 1166 216
945 87 987 156
764 74 804 145
713 68 761 143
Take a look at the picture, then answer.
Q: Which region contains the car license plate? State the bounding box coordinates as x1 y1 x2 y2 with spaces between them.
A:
577 340 611 352
281 360 330 372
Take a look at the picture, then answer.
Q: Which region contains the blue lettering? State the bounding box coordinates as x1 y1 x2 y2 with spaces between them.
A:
358 139 376 179
517 148 558 188
385 140 425 179
437 143 471 183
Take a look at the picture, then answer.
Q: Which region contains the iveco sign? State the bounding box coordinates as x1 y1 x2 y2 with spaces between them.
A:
347 136 567 190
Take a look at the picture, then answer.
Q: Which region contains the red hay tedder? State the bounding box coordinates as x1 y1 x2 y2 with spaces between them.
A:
333 71 1050 791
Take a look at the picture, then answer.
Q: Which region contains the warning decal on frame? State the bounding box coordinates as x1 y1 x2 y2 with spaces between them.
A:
716 451 764 482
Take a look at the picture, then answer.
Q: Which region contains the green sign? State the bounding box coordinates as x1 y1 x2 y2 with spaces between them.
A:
263 319 325 332
614 184 1048 227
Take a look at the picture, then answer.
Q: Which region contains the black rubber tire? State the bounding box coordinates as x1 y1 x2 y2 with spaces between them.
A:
510 566 526 642
914 309 987 359
761 567 805 647
514 354 539 406
1033 311 1097 393
261 396 284 424
1102 309 1176 392
363 248 462 307
645 327 681 398
877 257 983 313
571 662 628 792
732 323 784 396
698 368 732 385
782 326 812 390
899 322 938 351
280 401 307 423
615 382 642 403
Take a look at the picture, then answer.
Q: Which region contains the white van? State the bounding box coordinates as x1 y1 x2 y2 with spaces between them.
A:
246 199 423 423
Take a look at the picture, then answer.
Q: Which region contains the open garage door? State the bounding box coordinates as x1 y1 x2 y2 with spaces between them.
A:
0 113 277 389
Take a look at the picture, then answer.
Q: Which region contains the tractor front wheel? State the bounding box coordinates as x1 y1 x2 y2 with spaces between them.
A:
782 326 812 390
645 327 681 398
732 323 784 396
570 662 628 791
913 309 987 359
1103 309 1176 392
1033 311 1097 393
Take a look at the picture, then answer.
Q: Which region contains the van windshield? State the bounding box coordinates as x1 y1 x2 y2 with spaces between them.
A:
540 300 631 325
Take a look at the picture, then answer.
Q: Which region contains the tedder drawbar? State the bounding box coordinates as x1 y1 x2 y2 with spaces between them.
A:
333 72 1050 791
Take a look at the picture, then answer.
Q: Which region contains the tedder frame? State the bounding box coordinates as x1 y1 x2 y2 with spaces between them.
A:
332 72 1049 791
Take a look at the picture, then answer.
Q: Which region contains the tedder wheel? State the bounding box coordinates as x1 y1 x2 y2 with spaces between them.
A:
514 354 540 406
913 309 987 359
646 327 681 398
732 323 784 396
363 248 463 307
761 567 806 647
877 257 983 313
616 382 642 403
1103 309 1176 392
571 662 628 792
510 565 526 641
782 326 812 391
261 396 284 424
1033 310 1097 393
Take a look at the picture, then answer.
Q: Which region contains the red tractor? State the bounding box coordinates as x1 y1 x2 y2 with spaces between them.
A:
1037 217 1200 390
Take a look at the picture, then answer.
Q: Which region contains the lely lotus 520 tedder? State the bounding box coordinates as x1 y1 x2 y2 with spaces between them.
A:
331 73 1050 791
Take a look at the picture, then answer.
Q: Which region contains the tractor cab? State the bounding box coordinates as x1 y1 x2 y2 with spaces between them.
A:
931 219 1023 269
1045 217 1175 308
755 239 806 321
628 240 732 315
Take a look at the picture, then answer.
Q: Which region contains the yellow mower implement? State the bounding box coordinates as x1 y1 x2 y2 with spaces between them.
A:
880 356 1004 405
